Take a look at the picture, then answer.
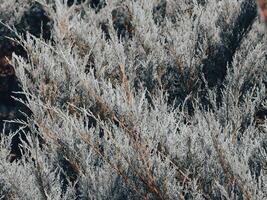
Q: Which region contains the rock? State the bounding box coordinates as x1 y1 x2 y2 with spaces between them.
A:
0 2 52 59
255 106 267 128
0 25 27 58
0 2 52 161
0 57 32 161
16 2 52 40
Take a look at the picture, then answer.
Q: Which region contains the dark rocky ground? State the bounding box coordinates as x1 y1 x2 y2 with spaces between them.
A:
0 56 31 160
0 1 52 161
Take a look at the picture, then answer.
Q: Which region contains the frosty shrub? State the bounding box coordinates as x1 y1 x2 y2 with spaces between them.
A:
0 0 266 199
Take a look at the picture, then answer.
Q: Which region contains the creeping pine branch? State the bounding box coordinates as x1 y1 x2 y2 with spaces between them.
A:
202 0 257 88
204 115 252 200
259 0 267 22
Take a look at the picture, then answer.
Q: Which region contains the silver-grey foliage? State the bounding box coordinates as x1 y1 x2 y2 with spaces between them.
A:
0 0 266 199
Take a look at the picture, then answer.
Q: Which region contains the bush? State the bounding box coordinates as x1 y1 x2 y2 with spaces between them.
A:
0 0 266 199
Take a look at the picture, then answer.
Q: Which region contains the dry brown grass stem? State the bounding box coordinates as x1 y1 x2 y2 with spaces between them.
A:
119 64 133 105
